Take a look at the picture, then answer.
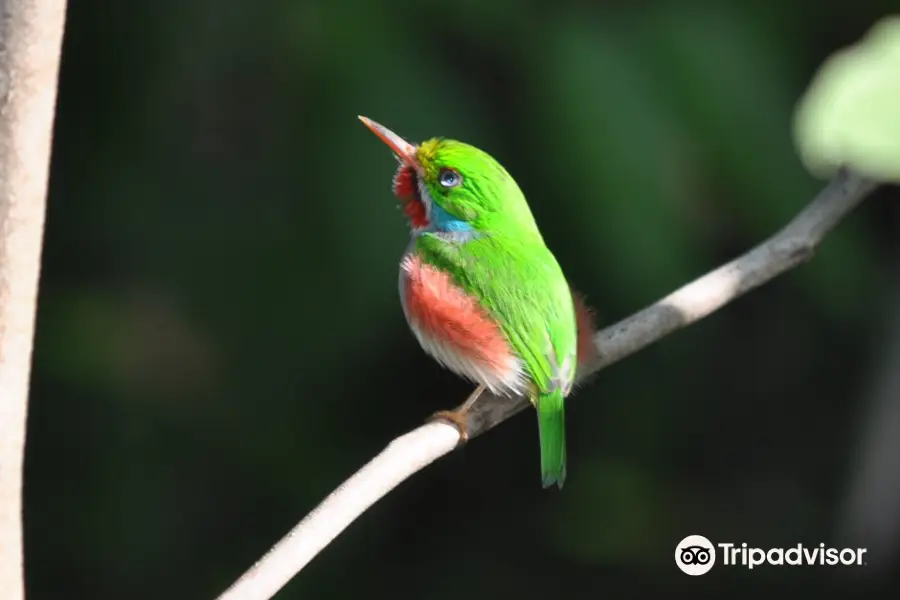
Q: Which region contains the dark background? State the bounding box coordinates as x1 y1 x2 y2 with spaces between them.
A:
22 0 900 597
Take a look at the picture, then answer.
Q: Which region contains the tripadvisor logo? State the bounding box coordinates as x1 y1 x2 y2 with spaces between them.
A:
719 542 867 569
675 535 867 575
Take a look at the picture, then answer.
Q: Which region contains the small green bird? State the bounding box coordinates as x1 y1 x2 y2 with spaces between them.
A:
360 117 595 489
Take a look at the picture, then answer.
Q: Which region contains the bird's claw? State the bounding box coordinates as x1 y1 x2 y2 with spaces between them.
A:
428 409 470 447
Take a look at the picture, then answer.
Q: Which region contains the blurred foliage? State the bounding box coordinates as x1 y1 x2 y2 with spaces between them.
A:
21 0 900 598
795 15 900 183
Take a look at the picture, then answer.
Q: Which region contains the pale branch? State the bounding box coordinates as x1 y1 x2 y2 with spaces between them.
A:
0 1 68 599
215 423 460 600
215 169 879 600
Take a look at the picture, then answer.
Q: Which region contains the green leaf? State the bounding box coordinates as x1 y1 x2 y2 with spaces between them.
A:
794 15 900 183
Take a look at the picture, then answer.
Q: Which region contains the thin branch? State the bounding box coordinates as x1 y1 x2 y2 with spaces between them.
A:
0 1 67 599
216 424 460 600
215 170 879 600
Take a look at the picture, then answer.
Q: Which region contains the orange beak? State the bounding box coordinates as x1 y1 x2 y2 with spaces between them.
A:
358 116 419 169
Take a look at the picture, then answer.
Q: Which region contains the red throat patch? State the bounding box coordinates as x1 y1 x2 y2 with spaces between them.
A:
392 165 428 229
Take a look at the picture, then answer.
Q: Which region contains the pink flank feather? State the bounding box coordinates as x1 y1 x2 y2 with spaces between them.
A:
403 254 516 376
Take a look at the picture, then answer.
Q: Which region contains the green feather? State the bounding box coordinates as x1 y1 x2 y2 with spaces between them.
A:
537 389 567 488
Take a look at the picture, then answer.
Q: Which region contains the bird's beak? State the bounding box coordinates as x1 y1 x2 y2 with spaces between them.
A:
358 116 419 169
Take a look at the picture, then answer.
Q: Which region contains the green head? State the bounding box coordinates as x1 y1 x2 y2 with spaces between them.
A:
359 116 542 238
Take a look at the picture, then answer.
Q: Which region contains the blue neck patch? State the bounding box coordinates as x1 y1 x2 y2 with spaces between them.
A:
429 202 473 233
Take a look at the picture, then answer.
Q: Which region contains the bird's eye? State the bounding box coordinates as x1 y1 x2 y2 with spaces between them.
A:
438 169 462 188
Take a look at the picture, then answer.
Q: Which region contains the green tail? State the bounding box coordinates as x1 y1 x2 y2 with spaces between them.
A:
537 390 567 489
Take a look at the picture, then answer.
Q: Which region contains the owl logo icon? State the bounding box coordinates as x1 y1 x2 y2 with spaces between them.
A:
675 535 716 575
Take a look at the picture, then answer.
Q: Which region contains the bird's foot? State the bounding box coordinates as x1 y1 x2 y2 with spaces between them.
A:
426 384 486 447
429 409 471 444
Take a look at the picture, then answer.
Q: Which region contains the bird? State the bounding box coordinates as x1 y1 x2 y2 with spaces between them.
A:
359 116 597 489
